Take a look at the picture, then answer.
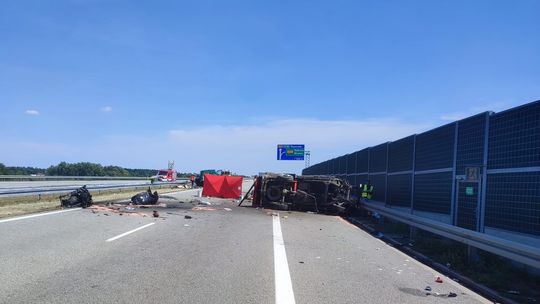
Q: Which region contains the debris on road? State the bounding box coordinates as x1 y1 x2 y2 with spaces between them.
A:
153 210 159 218
192 206 217 211
435 276 444 283
131 188 159 205
399 287 458 299
224 208 232 211
184 215 192 219
60 185 93 208
133 192 156 205
425 286 432 291
184 224 190 227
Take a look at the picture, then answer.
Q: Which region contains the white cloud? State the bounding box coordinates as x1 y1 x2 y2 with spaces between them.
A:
440 112 469 121
100 106 113 113
0 118 432 175
25 110 40 116
440 102 508 121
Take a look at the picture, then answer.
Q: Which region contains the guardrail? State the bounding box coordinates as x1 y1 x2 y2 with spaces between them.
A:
0 180 190 197
362 201 540 269
0 175 151 181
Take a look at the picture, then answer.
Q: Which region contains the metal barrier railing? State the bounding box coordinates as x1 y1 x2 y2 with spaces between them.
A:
362 201 540 269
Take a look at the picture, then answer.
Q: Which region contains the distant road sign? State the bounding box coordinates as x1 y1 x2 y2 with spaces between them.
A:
277 144 305 160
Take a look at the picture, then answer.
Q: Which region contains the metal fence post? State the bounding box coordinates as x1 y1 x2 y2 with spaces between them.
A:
385 143 389 206
479 112 491 233
410 135 416 214
450 122 459 226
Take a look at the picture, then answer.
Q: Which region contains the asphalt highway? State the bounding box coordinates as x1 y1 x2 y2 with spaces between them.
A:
0 182 490 304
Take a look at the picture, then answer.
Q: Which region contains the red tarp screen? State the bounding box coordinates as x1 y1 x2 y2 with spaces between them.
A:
202 174 243 199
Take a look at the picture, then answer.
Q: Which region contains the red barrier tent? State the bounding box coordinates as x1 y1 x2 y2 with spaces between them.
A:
202 174 243 199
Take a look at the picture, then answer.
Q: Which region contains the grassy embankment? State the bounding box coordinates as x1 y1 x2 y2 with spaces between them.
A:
0 184 192 218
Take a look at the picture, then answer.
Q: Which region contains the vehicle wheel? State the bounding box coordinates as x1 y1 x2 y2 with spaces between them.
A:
266 186 282 201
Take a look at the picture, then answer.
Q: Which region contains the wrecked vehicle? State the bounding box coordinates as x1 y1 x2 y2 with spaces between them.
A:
252 173 353 214
252 173 295 210
294 175 353 214
60 185 93 208
131 188 159 205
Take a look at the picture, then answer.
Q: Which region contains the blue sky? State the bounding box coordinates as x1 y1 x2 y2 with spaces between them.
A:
1 0 539 174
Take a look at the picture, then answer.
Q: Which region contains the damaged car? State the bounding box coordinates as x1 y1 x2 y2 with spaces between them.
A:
253 173 353 215
293 175 353 214
60 185 93 208
131 188 159 205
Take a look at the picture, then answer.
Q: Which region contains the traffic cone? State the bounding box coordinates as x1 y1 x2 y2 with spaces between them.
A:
435 276 443 283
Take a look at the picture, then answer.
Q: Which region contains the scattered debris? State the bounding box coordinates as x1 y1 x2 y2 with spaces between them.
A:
224 208 232 211
60 185 93 208
425 286 431 291
282 215 288 219
399 287 458 298
299 261 304 264
184 224 190 227
435 277 443 283
153 210 159 218
131 188 159 205
184 215 192 219
192 206 217 211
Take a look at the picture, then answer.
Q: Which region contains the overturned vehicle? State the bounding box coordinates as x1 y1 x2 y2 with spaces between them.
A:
131 188 159 205
60 185 93 208
253 173 353 215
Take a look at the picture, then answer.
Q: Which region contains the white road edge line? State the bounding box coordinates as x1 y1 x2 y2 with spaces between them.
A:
273 213 296 304
0 208 82 224
106 222 156 242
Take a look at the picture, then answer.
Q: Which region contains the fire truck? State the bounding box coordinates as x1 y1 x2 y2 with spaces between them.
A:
155 161 177 182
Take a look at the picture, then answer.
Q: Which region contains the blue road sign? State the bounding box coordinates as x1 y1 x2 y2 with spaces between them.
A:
277 144 305 160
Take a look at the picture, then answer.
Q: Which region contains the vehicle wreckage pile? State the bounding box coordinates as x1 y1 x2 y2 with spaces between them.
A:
60 186 161 209
60 185 93 208
251 173 354 215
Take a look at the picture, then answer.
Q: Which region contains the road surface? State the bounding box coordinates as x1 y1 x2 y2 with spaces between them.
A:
0 181 489 304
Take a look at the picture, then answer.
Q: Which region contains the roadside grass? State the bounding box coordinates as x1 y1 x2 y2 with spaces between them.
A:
0 186 193 219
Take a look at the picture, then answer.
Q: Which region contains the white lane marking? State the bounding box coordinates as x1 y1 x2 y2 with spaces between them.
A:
0 208 82 224
273 214 296 304
106 223 156 242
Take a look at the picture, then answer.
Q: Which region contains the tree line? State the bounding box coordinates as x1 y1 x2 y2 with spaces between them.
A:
0 162 159 177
